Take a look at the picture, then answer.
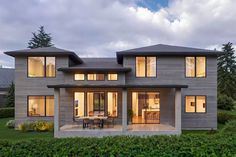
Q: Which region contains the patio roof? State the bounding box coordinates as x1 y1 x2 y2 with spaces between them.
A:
47 84 188 89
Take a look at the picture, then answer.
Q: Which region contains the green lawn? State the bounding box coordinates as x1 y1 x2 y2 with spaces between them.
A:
0 118 53 141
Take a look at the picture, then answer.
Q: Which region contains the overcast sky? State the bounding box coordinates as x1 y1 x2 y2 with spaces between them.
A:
0 0 236 68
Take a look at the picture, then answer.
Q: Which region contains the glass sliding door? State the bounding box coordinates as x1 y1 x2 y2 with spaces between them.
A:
132 92 160 124
87 92 105 116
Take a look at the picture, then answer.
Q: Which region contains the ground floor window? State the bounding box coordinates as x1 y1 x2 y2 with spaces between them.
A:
74 91 118 117
185 95 206 113
132 92 160 124
28 96 54 116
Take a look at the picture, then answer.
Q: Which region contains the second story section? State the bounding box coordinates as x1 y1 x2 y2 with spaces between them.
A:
117 44 223 86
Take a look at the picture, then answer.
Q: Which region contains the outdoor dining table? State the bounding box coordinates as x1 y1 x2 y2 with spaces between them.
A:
75 116 108 128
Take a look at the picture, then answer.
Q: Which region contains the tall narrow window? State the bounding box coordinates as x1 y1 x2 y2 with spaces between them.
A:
185 96 206 113
147 57 156 77
136 56 156 77
196 57 206 77
136 57 146 77
28 57 45 77
108 92 118 117
186 56 206 78
75 74 85 80
46 96 54 116
108 73 118 80
74 92 85 117
186 57 195 77
46 57 55 77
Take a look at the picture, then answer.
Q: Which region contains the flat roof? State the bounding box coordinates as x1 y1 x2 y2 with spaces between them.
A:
47 84 188 89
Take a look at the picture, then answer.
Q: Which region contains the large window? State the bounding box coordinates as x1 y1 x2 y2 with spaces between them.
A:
186 57 206 77
74 92 85 117
107 92 118 117
185 96 206 113
136 57 156 77
87 92 105 116
28 57 55 77
28 96 54 116
87 74 105 80
132 92 160 124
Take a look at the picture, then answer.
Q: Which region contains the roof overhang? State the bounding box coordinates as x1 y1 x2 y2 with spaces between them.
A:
116 51 224 64
47 84 188 89
58 67 132 73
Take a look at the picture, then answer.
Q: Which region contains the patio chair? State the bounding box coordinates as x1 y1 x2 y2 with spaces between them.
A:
105 117 114 128
83 118 90 129
93 118 102 129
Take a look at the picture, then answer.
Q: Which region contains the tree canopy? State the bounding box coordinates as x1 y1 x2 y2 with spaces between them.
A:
28 26 54 49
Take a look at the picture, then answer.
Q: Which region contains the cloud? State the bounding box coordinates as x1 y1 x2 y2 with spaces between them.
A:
0 0 236 67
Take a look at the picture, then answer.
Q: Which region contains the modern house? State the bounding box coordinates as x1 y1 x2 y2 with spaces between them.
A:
0 68 14 107
4 44 223 137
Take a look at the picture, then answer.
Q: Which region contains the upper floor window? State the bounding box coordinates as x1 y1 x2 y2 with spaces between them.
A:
87 74 105 81
185 57 206 77
28 57 55 77
136 56 156 77
75 74 85 80
185 95 206 113
108 73 118 80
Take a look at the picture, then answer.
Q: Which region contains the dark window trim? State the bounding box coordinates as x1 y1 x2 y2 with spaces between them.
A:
27 95 54 117
184 95 207 113
107 73 118 81
73 91 119 120
27 56 56 78
185 56 207 78
130 91 160 124
135 56 157 78
87 73 105 81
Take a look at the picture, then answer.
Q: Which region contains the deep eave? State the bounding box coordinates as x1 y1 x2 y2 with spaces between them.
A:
4 47 83 64
116 44 224 64
47 84 188 89
58 67 132 73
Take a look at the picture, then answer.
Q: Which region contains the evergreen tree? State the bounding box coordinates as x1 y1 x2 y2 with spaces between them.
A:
28 26 54 48
5 82 14 107
217 42 236 99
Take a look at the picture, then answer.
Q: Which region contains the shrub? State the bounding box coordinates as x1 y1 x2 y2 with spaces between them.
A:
0 134 236 156
5 120 15 129
0 107 14 118
221 120 236 133
17 121 53 132
218 94 235 110
218 111 236 124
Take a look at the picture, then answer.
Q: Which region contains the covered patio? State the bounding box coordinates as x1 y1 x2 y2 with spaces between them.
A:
47 84 187 138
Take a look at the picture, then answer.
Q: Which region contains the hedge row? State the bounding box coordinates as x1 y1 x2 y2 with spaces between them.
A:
0 107 14 118
218 110 236 124
0 134 236 157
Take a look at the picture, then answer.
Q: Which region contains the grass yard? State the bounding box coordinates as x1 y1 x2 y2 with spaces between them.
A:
0 118 53 141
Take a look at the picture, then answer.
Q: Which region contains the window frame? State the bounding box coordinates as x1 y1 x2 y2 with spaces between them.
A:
135 56 157 78
87 73 105 81
185 56 207 78
74 73 85 81
184 95 207 113
108 73 118 81
27 95 54 117
27 56 56 78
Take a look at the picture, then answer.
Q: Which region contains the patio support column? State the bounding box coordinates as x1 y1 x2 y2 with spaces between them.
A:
122 89 128 132
54 88 60 137
175 88 181 134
